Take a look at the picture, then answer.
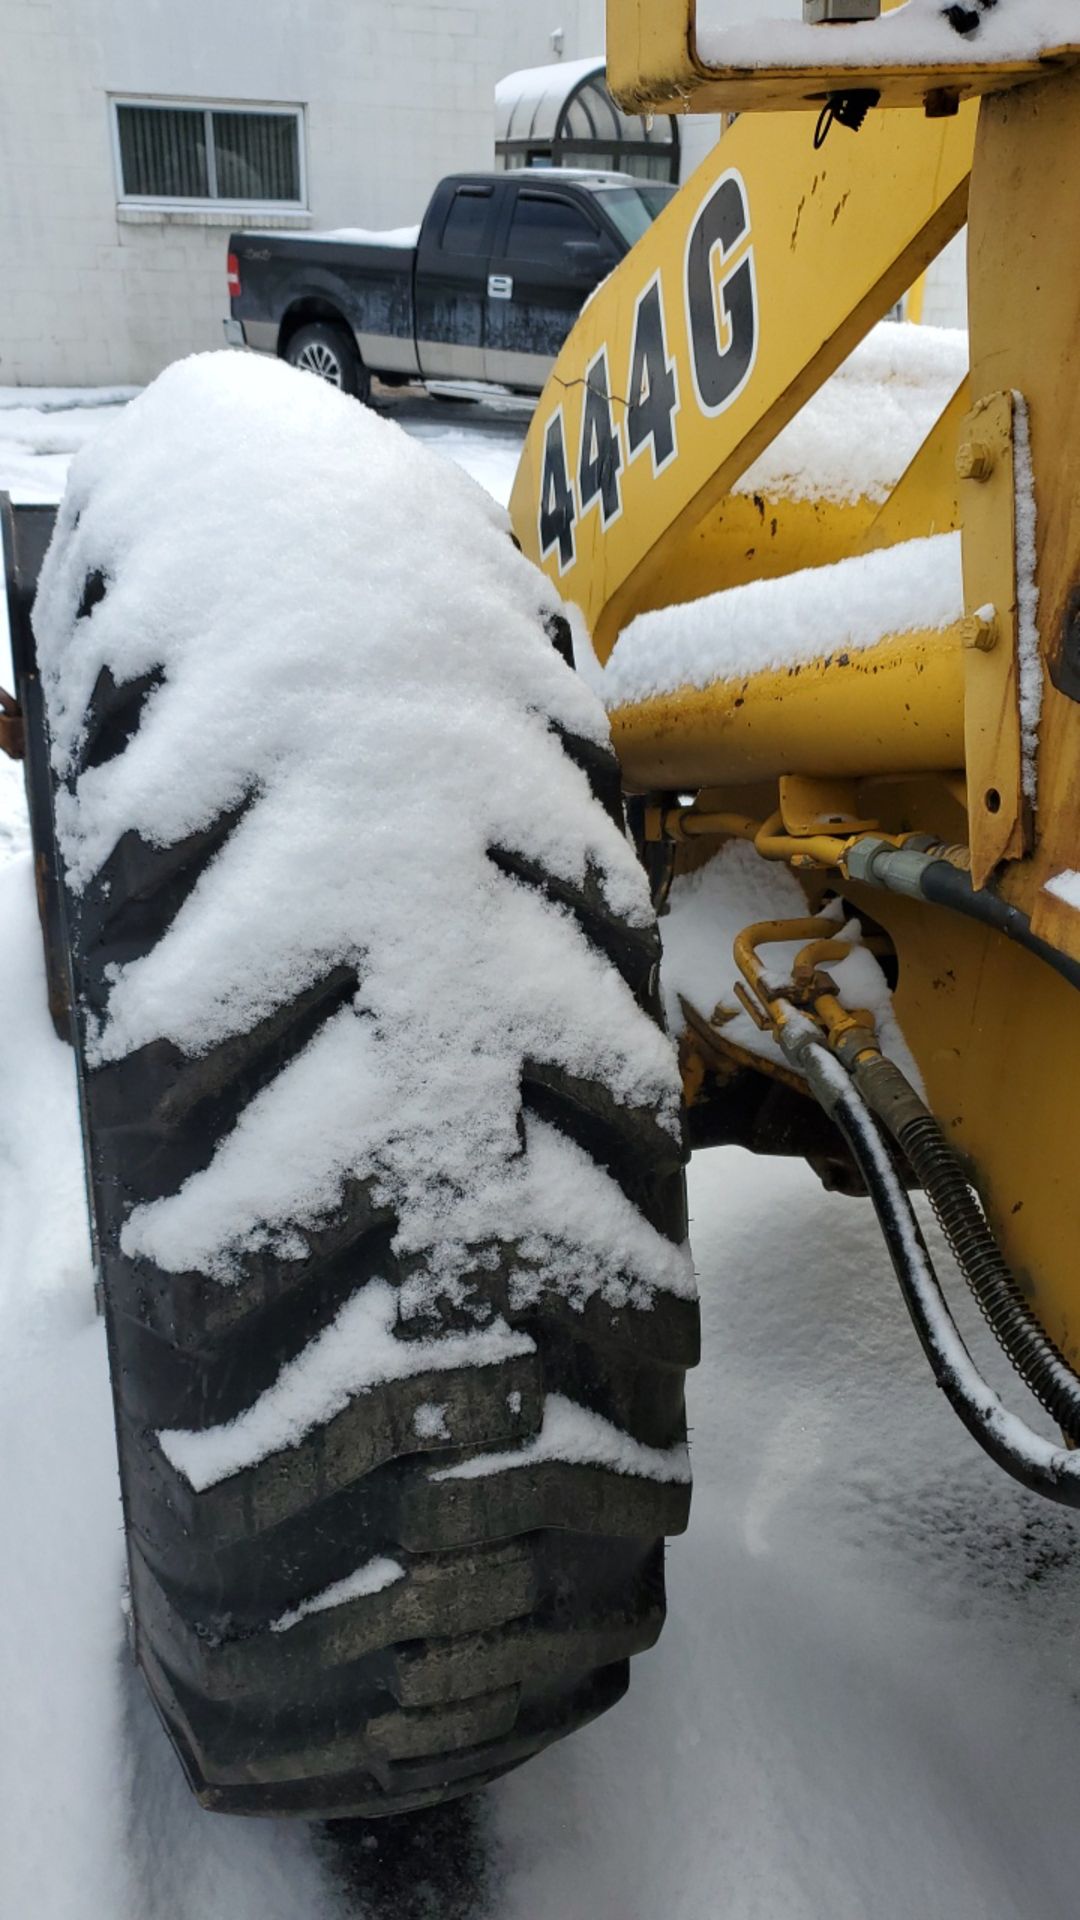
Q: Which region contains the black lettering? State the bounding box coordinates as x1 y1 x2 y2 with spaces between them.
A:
578 351 623 525
539 411 575 569
626 280 678 472
686 174 756 416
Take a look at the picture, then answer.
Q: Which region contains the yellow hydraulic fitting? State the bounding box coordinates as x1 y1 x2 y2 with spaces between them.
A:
733 917 884 1071
752 811 860 872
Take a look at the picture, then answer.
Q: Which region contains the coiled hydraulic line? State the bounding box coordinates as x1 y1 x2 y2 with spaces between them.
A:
850 1053 1080 1448
778 1016 1080 1510
732 914 1080 1507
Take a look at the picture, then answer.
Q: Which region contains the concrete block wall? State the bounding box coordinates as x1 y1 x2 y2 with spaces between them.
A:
0 0 508 385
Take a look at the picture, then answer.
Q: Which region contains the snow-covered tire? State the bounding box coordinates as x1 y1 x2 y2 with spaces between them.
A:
34 355 698 1820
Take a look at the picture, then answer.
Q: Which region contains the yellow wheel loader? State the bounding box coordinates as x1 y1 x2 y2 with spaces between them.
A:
511 0 1080 1506
2 0 1079 1829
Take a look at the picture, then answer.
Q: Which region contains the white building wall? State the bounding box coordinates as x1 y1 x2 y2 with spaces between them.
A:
0 0 504 386
920 230 969 331
491 0 606 76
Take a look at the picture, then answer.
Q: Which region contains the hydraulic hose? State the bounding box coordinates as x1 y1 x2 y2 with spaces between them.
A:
850 1052 1080 1447
845 838 1080 996
780 1016 1080 1509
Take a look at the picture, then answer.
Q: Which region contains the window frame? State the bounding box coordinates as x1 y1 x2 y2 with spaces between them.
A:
439 184 496 257
110 96 308 213
503 192 602 267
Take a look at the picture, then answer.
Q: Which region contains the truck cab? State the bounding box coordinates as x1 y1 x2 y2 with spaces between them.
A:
417 170 672 388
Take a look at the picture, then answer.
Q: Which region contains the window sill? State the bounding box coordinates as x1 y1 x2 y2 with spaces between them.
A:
116 206 312 229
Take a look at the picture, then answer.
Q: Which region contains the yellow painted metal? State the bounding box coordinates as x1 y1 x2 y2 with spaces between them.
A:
846 883 1080 1371
961 67 1080 967
733 914 848 1020
601 377 971 805
609 624 964 793
509 25 1080 1401
778 774 879 836
508 101 975 662
956 390 1028 887
620 490 878 627
606 0 1079 118
857 378 968 555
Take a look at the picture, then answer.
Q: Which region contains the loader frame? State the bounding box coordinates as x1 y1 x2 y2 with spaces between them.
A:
510 13 1080 1398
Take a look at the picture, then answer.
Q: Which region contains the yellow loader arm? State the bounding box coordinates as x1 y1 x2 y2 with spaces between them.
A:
509 100 974 661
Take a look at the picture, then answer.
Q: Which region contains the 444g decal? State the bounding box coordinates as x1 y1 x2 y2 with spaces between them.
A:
539 170 758 574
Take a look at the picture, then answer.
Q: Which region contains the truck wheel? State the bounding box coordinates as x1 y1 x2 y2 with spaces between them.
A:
285 321 369 402
34 352 698 1821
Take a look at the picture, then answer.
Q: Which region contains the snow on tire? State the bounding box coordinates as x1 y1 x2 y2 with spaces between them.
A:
34 353 699 1819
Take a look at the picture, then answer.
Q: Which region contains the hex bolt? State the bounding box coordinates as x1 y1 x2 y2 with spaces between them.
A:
959 609 998 652
956 440 996 483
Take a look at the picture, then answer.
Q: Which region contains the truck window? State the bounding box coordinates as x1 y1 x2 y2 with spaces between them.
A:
505 195 598 265
440 186 493 255
592 183 677 248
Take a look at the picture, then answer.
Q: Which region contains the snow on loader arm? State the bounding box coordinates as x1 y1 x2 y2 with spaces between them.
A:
511 0 1080 1506
22 355 697 1820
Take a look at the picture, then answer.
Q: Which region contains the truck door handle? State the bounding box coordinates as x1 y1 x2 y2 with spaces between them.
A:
487 274 513 299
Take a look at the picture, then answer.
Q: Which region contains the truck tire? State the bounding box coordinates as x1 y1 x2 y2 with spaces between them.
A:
34 354 698 1821
285 321 370 402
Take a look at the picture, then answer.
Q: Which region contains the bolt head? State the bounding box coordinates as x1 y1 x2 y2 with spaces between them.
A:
956 440 995 483
959 610 998 652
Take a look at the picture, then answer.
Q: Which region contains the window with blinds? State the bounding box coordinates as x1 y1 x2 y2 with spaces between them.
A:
113 101 305 207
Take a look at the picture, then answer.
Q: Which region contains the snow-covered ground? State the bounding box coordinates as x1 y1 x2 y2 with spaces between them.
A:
0 387 139 505
4 366 1080 1920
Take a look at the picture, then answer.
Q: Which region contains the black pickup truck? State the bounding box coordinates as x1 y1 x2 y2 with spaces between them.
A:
225 169 674 400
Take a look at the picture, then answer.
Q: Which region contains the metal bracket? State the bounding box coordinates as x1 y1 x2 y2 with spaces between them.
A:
778 774 879 838
606 0 1079 117
958 390 1029 888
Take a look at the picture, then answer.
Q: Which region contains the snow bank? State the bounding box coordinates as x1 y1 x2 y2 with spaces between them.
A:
0 386 139 413
696 0 1077 69
434 1391 692 1485
0 756 29 865
0 396 134 505
602 531 963 710
0 859 130 1920
736 322 967 507
36 351 692 1460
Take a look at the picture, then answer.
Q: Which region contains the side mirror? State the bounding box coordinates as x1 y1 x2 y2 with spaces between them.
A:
565 238 606 262
564 236 615 283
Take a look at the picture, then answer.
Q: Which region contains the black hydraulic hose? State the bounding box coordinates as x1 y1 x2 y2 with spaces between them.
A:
918 858 1080 996
845 837 1080 996
852 1052 1080 1447
780 1019 1080 1509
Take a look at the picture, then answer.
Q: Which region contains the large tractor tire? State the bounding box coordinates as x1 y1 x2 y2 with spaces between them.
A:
33 354 698 1820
